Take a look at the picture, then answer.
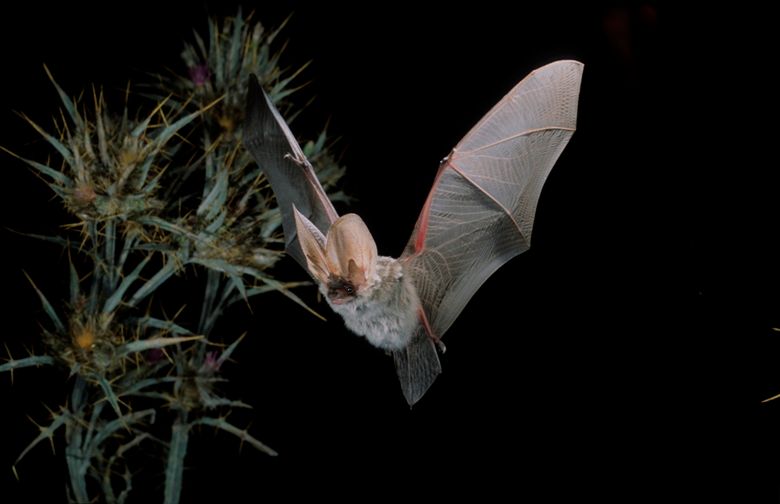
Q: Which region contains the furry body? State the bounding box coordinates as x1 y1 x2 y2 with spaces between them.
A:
323 256 420 350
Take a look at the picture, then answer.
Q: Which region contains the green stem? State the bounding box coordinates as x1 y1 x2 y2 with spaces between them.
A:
163 412 190 504
105 218 117 289
198 269 220 337
65 377 90 503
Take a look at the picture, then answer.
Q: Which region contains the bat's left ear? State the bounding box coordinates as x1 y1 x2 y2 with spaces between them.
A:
325 214 377 289
293 205 330 284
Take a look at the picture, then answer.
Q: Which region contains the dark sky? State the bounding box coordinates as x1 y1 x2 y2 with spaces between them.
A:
0 2 767 502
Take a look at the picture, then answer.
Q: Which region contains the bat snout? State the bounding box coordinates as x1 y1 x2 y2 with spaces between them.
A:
327 277 357 305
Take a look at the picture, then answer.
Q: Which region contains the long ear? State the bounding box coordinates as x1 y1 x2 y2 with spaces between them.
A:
293 205 330 283
325 214 377 288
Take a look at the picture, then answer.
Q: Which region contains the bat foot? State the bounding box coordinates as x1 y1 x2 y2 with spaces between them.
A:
417 307 446 353
427 332 446 353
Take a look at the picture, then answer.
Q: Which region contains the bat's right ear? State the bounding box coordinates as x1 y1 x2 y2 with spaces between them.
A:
324 214 377 289
293 205 330 284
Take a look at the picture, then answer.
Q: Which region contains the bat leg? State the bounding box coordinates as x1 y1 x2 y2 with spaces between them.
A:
417 307 446 354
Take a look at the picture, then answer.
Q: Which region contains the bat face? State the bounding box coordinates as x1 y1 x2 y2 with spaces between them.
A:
294 205 422 353
325 276 356 305
293 206 378 301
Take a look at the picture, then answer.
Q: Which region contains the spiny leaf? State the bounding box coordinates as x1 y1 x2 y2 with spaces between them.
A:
117 431 153 457
105 432 153 504
10 230 74 248
95 94 111 169
227 7 244 76
138 216 201 242
259 210 283 239
130 96 171 138
193 29 208 60
87 409 156 455
188 257 242 276
269 62 311 102
43 64 84 130
194 416 277 456
103 255 152 314
119 335 203 357
1 145 72 186
132 316 193 336
266 14 291 46
104 219 118 286
95 375 124 419
199 271 231 335
135 156 158 192
127 259 179 308
0 355 55 373
153 97 221 148
199 395 252 410
134 243 177 253
68 255 80 304
116 231 139 275
211 18 224 87
226 281 310 305
82 399 106 450
119 376 178 399
228 273 248 305
246 272 325 321
24 271 66 334
302 128 328 158
763 393 780 403
20 113 75 166
14 411 68 470
216 333 245 368
204 209 227 234
197 163 229 220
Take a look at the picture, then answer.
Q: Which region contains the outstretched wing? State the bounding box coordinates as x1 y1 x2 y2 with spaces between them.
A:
396 60 583 403
243 75 338 270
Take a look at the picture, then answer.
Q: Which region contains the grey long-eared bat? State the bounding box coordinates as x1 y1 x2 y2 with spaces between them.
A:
244 60 583 405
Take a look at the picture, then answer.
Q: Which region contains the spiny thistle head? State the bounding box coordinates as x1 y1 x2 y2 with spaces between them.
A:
2 9 339 500
7 81 206 228
35 267 197 380
61 299 121 372
175 9 293 137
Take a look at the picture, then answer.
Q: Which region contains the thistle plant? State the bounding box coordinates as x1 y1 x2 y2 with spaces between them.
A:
1 10 344 503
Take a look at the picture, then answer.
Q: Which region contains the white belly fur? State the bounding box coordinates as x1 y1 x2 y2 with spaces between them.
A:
325 256 420 350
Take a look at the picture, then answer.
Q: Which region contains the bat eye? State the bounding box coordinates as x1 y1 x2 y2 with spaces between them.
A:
327 279 356 300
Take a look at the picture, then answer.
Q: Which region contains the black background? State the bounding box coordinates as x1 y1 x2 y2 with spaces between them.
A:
0 2 765 502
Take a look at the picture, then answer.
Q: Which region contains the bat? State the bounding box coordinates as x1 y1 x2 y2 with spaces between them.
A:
244 60 583 405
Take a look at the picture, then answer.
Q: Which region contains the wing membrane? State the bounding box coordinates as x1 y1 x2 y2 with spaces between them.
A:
397 61 583 400
243 75 338 270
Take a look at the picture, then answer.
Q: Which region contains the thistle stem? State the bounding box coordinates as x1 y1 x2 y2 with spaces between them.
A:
66 377 90 503
163 412 190 504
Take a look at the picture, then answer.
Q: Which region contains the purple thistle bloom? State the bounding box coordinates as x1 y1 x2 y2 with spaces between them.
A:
202 351 221 373
146 347 165 363
188 64 211 86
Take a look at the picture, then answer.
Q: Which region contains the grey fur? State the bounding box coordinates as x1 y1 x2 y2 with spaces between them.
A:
324 257 420 351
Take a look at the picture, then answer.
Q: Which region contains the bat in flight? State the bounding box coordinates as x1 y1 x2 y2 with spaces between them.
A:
244 60 583 405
